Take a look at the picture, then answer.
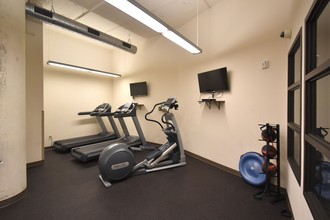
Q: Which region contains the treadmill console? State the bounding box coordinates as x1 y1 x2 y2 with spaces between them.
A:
115 103 134 114
89 103 111 116
96 103 110 113
161 98 178 112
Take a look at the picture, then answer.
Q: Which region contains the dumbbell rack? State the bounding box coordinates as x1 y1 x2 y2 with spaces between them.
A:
254 123 281 200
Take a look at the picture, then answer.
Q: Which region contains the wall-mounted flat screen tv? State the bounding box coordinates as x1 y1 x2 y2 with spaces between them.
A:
197 67 229 94
130 81 148 97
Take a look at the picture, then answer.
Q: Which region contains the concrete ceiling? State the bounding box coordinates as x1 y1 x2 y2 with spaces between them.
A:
36 0 221 43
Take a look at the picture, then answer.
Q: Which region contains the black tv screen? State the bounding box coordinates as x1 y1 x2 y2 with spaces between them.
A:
197 67 229 93
130 81 148 97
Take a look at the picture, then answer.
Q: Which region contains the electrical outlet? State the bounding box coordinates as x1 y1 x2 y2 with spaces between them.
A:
261 60 269 69
48 135 53 146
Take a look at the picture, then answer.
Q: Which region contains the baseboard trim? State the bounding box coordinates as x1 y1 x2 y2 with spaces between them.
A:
0 188 27 209
184 150 241 177
27 160 44 168
184 150 294 219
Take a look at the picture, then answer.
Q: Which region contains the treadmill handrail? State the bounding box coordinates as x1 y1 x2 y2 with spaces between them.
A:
98 112 116 117
78 111 92 115
79 103 112 116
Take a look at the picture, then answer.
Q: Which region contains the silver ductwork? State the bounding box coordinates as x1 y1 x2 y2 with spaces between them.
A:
25 2 137 54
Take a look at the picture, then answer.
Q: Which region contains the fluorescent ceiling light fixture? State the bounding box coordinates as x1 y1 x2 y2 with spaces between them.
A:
162 30 201 54
47 61 121 77
104 0 202 54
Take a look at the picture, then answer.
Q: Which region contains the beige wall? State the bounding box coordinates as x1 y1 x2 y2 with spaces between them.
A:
43 25 115 146
113 37 287 170
26 18 43 163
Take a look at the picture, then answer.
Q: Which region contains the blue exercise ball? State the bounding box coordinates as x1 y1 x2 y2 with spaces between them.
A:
239 152 266 186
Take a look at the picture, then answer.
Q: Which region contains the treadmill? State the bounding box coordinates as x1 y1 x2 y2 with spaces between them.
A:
71 102 154 162
53 103 120 152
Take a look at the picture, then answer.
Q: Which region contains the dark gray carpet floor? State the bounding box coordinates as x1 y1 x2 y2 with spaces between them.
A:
0 148 292 220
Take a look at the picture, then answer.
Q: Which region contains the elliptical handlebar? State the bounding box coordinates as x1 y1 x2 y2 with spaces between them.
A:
145 101 165 129
145 98 178 130
160 98 178 112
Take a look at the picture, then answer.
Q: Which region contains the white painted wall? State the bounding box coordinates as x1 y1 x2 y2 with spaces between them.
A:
26 18 44 163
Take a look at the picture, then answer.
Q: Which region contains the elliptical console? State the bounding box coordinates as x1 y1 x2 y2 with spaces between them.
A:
98 98 186 187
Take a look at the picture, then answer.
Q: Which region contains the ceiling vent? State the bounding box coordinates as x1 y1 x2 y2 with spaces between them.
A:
25 2 137 54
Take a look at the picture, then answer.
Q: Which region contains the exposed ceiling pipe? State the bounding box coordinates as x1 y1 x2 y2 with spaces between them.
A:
25 1 137 54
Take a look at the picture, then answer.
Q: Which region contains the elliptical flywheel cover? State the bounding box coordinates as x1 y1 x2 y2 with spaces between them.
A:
239 152 266 186
98 143 135 182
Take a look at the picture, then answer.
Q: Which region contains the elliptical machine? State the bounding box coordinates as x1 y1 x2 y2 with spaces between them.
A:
98 98 186 187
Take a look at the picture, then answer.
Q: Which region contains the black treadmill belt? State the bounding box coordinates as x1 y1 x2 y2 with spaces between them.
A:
71 136 141 162
54 133 117 151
